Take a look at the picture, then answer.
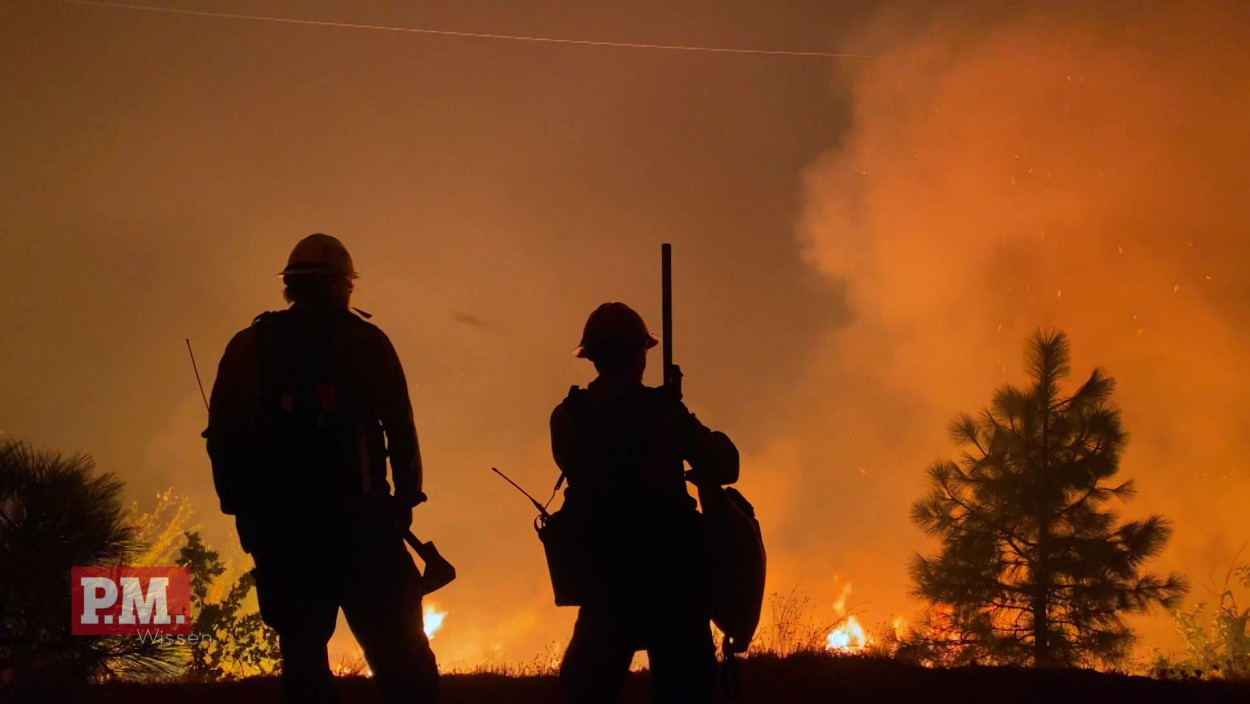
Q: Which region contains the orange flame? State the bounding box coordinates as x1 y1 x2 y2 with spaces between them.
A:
825 615 868 652
424 604 446 640
824 580 872 652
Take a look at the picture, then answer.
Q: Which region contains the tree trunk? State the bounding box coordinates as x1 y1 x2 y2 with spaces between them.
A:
1034 529 1050 667
1034 384 1053 668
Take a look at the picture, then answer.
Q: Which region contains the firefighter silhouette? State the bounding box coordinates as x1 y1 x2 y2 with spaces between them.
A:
551 302 739 704
204 234 439 704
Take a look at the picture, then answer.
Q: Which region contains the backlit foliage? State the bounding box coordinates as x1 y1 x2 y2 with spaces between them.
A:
0 439 182 683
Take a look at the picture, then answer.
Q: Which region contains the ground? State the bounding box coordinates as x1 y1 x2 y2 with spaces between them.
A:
28 654 1250 703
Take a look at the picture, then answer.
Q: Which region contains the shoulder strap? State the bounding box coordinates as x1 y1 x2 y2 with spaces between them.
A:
251 311 281 394
552 385 590 494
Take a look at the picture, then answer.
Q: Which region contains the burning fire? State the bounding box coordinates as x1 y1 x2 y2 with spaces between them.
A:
331 653 371 678
826 615 868 652
823 581 880 653
424 604 447 640
332 604 446 676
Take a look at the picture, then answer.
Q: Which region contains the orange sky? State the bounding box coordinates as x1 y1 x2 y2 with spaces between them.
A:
2 0 1248 666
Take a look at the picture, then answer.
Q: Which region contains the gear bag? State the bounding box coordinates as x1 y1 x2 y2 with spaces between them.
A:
537 507 594 607
698 483 766 656
515 383 643 607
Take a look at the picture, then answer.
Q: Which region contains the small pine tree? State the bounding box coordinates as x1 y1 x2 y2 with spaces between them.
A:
909 331 1187 667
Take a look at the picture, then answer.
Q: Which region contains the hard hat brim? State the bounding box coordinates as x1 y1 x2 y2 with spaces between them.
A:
572 334 659 358
276 267 360 279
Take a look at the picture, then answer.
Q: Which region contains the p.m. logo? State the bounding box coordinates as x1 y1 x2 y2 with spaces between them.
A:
71 566 192 636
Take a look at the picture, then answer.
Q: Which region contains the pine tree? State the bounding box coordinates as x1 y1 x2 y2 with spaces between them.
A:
909 331 1187 667
0 439 183 683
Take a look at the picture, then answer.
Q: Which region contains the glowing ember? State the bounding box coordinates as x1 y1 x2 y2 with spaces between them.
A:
826 615 868 652
424 604 447 640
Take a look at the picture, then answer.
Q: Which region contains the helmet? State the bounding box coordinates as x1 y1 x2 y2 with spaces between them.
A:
279 233 358 278
573 302 659 360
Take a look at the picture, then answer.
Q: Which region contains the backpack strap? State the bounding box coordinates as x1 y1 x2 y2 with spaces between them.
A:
250 311 282 400
551 386 590 495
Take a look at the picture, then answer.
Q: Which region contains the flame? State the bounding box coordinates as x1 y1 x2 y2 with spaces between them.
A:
825 579 868 653
891 616 907 637
333 605 446 676
831 582 851 614
825 615 868 652
331 651 371 678
424 604 446 640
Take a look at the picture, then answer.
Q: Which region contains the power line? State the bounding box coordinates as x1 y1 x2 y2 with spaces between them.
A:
55 0 875 59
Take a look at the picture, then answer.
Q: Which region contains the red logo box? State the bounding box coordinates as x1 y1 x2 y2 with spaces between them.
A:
71 566 192 636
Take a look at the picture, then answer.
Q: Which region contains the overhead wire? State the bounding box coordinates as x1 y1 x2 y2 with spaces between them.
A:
54 0 874 59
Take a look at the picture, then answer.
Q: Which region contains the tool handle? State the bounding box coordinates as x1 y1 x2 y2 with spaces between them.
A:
662 244 683 399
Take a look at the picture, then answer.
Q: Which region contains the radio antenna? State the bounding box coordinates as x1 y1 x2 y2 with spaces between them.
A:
186 339 209 412
491 467 551 519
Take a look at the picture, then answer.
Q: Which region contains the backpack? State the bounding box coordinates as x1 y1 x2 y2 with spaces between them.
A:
698 483 767 656
250 310 381 513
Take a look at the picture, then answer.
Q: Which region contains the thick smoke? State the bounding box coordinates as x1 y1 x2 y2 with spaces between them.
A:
765 0 1250 647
